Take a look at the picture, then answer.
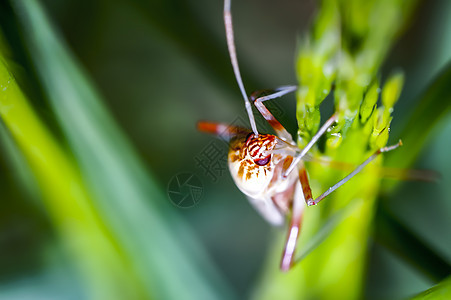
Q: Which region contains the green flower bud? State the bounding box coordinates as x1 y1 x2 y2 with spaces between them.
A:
359 82 379 124
382 71 404 110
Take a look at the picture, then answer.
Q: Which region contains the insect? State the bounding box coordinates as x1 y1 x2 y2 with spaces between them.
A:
197 0 401 271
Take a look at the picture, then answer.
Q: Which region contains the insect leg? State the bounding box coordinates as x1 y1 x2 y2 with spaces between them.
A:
303 154 439 182
298 163 313 204
251 85 298 143
307 141 403 206
280 165 307 271
284 114 337 177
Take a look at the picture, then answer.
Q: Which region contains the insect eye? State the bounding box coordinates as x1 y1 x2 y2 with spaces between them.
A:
254 155 271 166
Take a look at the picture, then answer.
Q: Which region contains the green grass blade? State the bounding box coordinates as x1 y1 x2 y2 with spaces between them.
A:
410 276 451 299
8 0 233 298
384 61 451 175
295 198 362 262
373 62 451 284
0 50 146 300
374 202 451 283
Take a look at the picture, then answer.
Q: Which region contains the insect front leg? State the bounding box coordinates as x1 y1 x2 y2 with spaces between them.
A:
250 86 297 143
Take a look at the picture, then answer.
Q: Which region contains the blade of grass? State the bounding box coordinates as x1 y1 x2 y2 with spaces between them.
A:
0 112 39 201
295 198 362 262
0 53 147 300
384 61 451 177
10 0 234 299
374 201 451 283
410 275 451 299
252 198 370 300
374 62 451 283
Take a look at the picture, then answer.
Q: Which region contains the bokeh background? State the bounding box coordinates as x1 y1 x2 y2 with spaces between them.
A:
0 0 451 299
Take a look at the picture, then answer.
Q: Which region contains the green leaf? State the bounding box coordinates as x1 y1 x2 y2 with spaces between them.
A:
5 0 234 299
382 72 404 110
1 48 139 300
410 276 451 299
295 198 362 262
384 62 451 172
374 202 451 283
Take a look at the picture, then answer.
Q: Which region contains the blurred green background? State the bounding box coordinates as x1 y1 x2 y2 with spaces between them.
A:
0 0 450 299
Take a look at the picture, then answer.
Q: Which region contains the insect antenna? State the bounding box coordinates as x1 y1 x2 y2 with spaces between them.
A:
224 0 259 136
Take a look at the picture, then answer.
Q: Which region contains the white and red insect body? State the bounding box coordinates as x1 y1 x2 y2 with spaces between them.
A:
228 133 303 226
